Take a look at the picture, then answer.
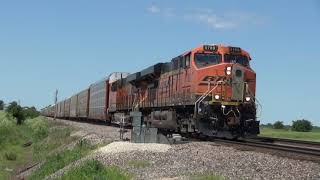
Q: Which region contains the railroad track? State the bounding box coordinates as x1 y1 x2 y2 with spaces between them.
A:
50 117 320 158
253 136 320 148
213 138 320 157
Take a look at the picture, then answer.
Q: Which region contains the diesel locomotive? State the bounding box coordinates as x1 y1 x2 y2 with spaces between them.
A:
42 44 260 139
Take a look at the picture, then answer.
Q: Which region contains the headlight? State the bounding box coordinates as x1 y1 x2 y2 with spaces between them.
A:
226 66 232 75
245 96 251 102
214 94 220 100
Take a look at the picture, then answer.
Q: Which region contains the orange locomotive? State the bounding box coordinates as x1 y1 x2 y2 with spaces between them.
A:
112 44 259 138
42 44 260 139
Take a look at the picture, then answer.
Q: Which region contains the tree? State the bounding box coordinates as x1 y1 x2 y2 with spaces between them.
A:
0 100 4 110
23 106 40 119
292 119 313 132
273 121 284 129
6 101 25 125
266 123 273 127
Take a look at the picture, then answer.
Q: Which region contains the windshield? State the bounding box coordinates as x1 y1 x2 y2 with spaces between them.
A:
224 54 250 67
194 53 222 68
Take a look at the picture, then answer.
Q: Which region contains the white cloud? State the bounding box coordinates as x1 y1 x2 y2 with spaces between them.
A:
147 5 265 30
185 9 265 29
163 8 175 18
147 5 160 14
188 13 236 29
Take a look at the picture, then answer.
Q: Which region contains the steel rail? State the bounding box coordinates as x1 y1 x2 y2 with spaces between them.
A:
214 139 320 157
254 136 320 146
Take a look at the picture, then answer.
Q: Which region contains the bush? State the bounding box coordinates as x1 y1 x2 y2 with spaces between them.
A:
292 119 313 132
26 117 49 140
0 100 4 110
5 101 40 125
23 106 40 119
0 112 15 146
266 123 273 127
273 121 284 129
6 101 25 125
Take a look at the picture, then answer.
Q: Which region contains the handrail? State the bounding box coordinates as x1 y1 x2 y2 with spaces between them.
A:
133 93 148 111
247 88 262 119
194 80 224 117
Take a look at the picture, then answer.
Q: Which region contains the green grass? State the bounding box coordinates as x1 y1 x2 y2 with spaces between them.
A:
0 111 34 179
127 160 151 168
28 140 95 180
312 126 320 133
32 127 76 161
260 127 320 142
190 172 225 180
0 111 78 179
61 160 132 180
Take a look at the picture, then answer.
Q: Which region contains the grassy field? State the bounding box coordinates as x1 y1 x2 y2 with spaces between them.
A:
0 111 35 179
0 111 79 179
260 127 320 142
0 111 132 179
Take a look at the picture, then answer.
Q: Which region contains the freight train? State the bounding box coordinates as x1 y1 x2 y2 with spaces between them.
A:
41 44 260 139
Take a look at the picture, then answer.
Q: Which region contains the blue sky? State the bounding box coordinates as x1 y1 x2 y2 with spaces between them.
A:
0 0 319 125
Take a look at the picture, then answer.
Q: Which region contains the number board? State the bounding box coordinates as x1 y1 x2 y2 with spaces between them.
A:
203 45 218 52
229 47 241 53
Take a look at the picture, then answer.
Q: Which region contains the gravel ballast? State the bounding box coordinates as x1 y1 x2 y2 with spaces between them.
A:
97 142 171 154
93 142 320 180
48 118 320 180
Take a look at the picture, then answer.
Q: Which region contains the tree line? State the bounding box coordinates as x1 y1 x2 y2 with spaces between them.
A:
0 100 40 125
263 119 314 132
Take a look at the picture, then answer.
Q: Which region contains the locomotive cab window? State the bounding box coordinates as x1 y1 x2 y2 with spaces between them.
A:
224 54 250 67
194 53 222 68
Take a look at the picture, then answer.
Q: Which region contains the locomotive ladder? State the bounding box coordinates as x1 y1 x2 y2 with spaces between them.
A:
194 80 225 117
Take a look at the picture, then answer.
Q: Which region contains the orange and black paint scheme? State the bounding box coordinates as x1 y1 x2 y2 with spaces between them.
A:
42 44 260 139
113 44 259 138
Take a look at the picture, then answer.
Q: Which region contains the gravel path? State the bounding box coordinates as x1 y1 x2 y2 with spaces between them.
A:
48 118 320 180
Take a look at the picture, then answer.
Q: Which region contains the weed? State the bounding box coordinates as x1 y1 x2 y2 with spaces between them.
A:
4 152 17 161
26 117 49 141
32 127 76 161
61 160 132 180
127 160 151 168
28 139 94 180
190 172 225 180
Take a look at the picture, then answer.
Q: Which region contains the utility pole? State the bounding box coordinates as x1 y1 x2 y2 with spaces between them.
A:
54 89 58 120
